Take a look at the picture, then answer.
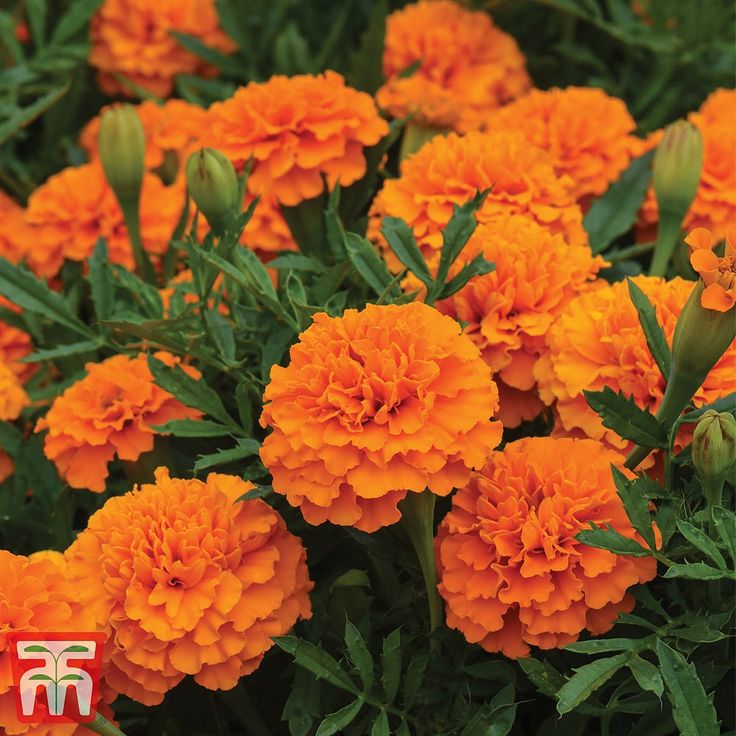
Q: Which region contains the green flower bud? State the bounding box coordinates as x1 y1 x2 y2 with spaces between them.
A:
98 105 146 205
186 148 240 236
692 410 736 504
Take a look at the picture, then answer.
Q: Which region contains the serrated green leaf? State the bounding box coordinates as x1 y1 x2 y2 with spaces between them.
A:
193 440 260 472
268 253 328 274
22 338 103 363
381 217 432 288
345 232 399 298
556 653 630 715
577 523 653 557
611 466 656 549
344 621 374 692
518 657 565 697
437 253 495 300
315 698 364 736
675 519 727 570
565 638 646 654
627 278 672 380
204 309 236 363
381 628 401 705
628 656 664 697
711 506 736 563
371 709 390 736
663 563 734 581
153 419 233 438
403 652 428 708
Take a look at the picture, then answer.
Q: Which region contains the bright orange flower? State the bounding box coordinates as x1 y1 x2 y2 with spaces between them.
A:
369 130 588 270
436 214 605 427
685 227 736 312
90 0 235 98
241 193 297 254
0 450 13 483
36 352 201 492
0 360 28 421
437 437 658 658
65 467 312 705
0 190 30 265
25 163 185 278
260 303 502 532
487 87 646 202
534 276 736 454
377 0 530 132
206 72 389 206
0 318 35 383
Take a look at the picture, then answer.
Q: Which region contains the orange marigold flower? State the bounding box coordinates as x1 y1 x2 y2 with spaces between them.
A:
369 130 588 270
534 276 736 454
36 352 202 492
90 0 235 98
206 72 389 206
0 549 101 735
64 467 313 706
260 302 502 532
0 450 13 483
436 214 605 427
437 437 658 658
487 87 646 203
0 190 30 264
0 318 35 383
685 227 736 312
25 163 184 278
377 0 530 132
241 193 297 254
0 360 29 421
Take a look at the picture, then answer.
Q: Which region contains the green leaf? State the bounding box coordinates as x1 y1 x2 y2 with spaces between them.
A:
381 217 433 289
88 240 114 321
518 657 565 698
655 639 719 736
370 710 390 736
462 682 517 736
344 621 374 692
194 440 260 472
0 421 22 456
22 645 52 654
49 0 103 45
556 653 630 714
610 466 656 549
59 674 85 681
25 0 47 48
628 656 664 697
346 0 387 94
577 523 653 557
585 151 654 254
437 253 495 300
627 278 672 380
28 674 54 681
170 32 243 76
565 638 646 654
677 395 736 424
675 519 727 570
381 628 402 705
153 419 234 438
403 652 428 708
274 636 359 695
23 338 103 363
204 309 236 363
711 506 736 563
345 232 399 298
268 253 328 274
584 386 667 448
663 563 734 581
315 698 364 736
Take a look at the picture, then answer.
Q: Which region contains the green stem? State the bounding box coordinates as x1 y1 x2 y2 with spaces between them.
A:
400 490 443 633
85 711 128 736
120 198 157 285
648 214 682 276
218 683 271 736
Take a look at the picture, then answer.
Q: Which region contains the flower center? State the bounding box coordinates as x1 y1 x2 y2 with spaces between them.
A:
717 256 736 290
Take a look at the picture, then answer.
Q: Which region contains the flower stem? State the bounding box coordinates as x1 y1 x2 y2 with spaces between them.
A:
120 198 157 285
648 214 681 276
400 490 443 633
85 711 128 736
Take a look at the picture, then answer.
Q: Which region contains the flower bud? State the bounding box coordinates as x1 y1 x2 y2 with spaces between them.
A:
186 148 240 235
692 410 736 493
98 105 146 205
653 120 703 219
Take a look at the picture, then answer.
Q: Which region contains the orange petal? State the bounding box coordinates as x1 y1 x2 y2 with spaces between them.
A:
684 227 712 250
701 283 736 312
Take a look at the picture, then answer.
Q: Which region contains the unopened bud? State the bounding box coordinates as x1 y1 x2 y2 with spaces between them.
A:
653 121 703 219
98 105 146 204
186 148 240 236
692 410 736 495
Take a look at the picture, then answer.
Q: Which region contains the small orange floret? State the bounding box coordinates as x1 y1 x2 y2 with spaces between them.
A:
685 227 736 312
436 437 658 658
206 71 389 206
0 360 29 422
260 302 502 532
64 467 313 706
377 0 530 132
90 0 235 98
487 86 646 202
36 352 202 492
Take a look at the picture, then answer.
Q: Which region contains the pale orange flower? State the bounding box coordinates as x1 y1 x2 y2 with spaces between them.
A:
260 303 502 532
685 227 736 312
90 0 235 98
206 72 389 206
65 467 313 705
436 214 605 427
377 0 530 132
36 352 201 492
437 437 658 658
487 87 646 202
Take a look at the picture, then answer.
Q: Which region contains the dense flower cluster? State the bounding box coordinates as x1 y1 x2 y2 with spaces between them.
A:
260 302 502 532
36 352 202 492
377 0 530 132
436 437 658 658
64 468 313 705
685 227 736 312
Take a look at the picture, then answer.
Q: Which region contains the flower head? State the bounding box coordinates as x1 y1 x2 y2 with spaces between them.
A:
90 0 235 97
36 352 202 492
241 193 297 255
0 191 30 265
436 437 657 658
0 317 35 383
260 302 502 532
377 0 530 132
0 360 28 421
64 467 313 705
436 214 605 427
487 87 646 202
206 71 389 206
685 227 736 311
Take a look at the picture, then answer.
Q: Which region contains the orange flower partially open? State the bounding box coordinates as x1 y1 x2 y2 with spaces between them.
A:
436 214 605 427
487 87 646 202
65 467 313 705
437 437 658 658
90 0 235 98
685 227 736 312
206 72 389 206
36 352 201 492
260 303 502 532
377 0 530 132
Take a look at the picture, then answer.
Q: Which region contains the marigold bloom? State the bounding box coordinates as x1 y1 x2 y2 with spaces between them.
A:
0 318 35 383
65 467 313 705
369 130 587 269
241 193 297 254
25 163 184 278
206 72 389 206
534 276 736 453
685 227 736 312
436 215 605 427
90 0 235 98
260 303 502 532
0 360 29 421
487 87 645 202
36 352 202 492
0 191 30 264
377 0 530 132
437 437 658 658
